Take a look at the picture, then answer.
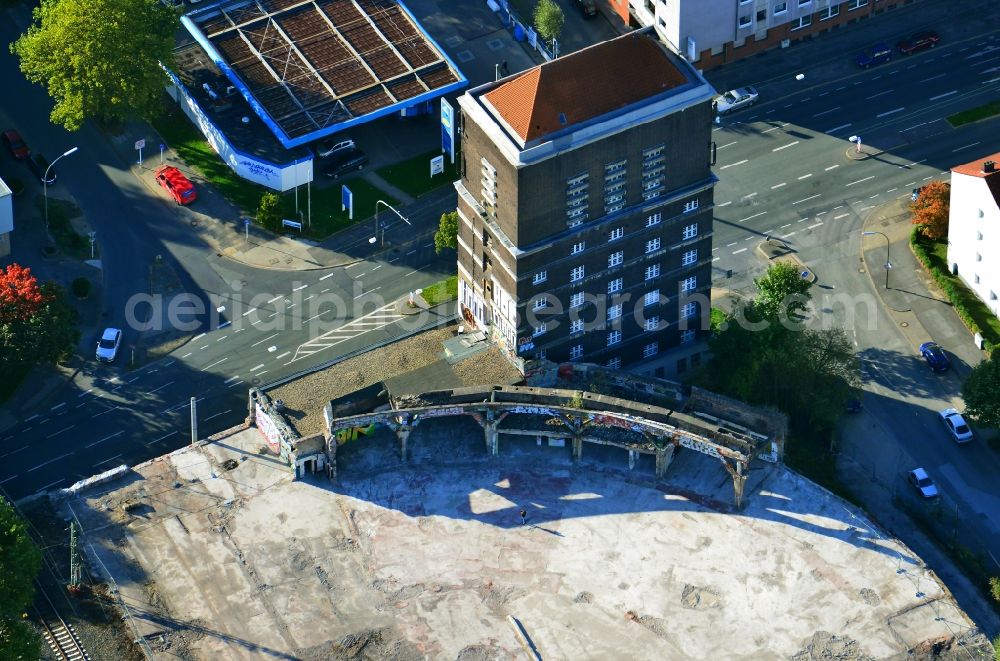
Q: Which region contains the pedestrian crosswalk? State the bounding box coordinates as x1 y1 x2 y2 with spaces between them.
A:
288 302 405 363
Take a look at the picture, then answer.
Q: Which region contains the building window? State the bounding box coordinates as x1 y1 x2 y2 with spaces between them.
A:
571 265 585 282
533 270 547 285
738 14 751 27
681 329 696 345
682 249 698 266
607 356 621 370
608 278 623 294
799 0 811 5
481 157 497 208
643 342 659 358
681 276 697 293
570 292 585 308
820 5 839 19
977 253 983 262
566 173 589 227
792 14 812 28
774 2 787 13
569 344 583 360
642 144 665 162
609 227 624 242
533 322 546 337
992 291 998 301
645 264 661 281
538 349 547 360
978 231 984 241
609 250 624 267
683 199 699 213
682 223 698 240
975 274 981 284
645 316 660 331
681 302 697 319
646 212 662 227
571 241 586 255
570 318 584 334
756 8 766 21
608 304 622 321
676 358 688 374
644 290 660 307
533 296 549 311
846 0 868 9
645 238 661 254
605 159 627 175
607 330 622 346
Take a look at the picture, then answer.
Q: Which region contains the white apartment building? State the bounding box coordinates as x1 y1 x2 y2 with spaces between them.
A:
947 154 1000 317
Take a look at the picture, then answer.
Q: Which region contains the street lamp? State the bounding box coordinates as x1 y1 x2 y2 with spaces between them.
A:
44 146 79 229
373 199 411 248
863 231 891 289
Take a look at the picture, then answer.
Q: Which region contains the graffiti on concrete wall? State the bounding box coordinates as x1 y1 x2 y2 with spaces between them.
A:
334 423 376 445
255 403 282 453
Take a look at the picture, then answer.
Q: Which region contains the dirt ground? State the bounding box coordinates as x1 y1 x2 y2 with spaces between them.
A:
61 424 992 660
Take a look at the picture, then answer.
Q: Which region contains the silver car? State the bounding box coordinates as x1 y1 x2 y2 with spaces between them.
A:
908 468 938 498
96 328 122 363
939 408 973 443
714 86 759 115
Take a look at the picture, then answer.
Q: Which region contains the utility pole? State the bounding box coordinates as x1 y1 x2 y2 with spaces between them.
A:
69 521 81 589
190 397 198 445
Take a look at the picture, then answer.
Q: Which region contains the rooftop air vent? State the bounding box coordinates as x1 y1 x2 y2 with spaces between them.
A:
984 160 996 173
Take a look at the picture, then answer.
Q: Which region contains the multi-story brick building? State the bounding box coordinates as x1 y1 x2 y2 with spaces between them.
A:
455 27 716 372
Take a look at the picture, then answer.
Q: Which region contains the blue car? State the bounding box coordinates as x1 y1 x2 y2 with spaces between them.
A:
919 342 950 372
857 44 892 68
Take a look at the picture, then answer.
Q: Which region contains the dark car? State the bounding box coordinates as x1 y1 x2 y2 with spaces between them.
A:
856 44 893 68
2 129 30 160
27 153 56 185
919 341 951 372
321 148 368 178
897 31 940 55
576 0 597 18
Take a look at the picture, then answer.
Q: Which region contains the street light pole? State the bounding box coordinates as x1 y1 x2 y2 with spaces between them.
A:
44 146 79 229
374 199 411 248
863 230 891 289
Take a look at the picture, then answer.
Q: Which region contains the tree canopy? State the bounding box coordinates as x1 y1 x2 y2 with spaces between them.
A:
533 0 565 45
910 180 950 240
11 0 177 130
434 211 458 254
0 496 42 660
752 262 813 321
962 353 1000 429
0 266 79 371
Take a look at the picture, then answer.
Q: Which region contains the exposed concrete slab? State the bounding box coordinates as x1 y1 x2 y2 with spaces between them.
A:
66 426 989 660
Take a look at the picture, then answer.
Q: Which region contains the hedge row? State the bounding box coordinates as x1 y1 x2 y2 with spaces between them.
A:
910 227 992 354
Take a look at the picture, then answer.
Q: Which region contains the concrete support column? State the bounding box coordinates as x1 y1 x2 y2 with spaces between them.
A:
654 444 675 478
484 422 499 456
395 426 411 461
325 434 338 483
732 469 747 510
572 436 583 463
628 449 637 470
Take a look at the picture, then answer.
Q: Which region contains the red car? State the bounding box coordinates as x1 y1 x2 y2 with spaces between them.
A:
155 165 197 205
2 129 30 160
897 31 940 55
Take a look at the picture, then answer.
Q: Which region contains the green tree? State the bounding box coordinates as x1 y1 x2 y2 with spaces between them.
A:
0 270 78 372
256 192 282 233
11 0 177 130
962 354 1000 429
0 497 42 660
533 0 564 46
434 211 458 254
753 262 813 320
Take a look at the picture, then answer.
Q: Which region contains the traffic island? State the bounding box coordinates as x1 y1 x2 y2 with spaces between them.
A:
755 238 818 284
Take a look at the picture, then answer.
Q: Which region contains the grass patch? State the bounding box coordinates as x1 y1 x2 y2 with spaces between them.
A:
912 230 1000 350
0 362 31 403
37 196 94 260
420 275 457 306
375 149 459 198
948 100 1000 127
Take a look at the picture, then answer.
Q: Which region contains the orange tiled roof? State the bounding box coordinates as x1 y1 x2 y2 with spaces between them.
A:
952 151 1000 177
482 33 687 144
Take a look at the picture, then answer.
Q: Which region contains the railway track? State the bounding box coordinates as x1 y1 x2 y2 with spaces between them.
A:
38 612 90 661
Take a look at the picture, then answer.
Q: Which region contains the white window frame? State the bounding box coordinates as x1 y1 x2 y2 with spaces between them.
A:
738 14 751 27
607 304 622 321
608 278 623 294
644 290 660 307
533 296 548 311
533 270 547 285
607 330 622 346
645 264 661 281
645 316 660 332
682 223 698 240
643 342 658 358
609 227 624 242
681 276 697 293
681 329 696 345
646 212 662 227
607 356 621 369
609 250 624 268
571 266 585 282
570 318 584 334
792 14 812 29
682 249 697 266
683 199 699 213
571 241 586 255
570 292 585 309
569 344 583 360
645 238 661 254
681 302 697 319
774 2 787 14
533 322 547 337
820 5 838 19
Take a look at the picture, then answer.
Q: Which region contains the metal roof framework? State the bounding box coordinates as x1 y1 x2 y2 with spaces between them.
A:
182 0 465 147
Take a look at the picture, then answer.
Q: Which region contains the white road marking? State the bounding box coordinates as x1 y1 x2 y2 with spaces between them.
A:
738 211 767 223
29 452 74 472
876 107 905 118
812 107 841 117
267 295 282 304
250 364 266 372
199 345 209 350
952 142 981 152
227 379 246 389
77 390 92 399
353 287 381 299
771 182 786 189
744 236 755 241
403 268 428 277
146 381 175 395
825 123 851 134
732 248 747 255
716 201 732 207
834 213 851 220
51 402 66 411
289 303 406 363
321 288 330 293
243 309 256 317
149 431 177 445
825 165 840 171
772 141 799 152
406 250 417 256
201 357 229 371
345 262 362 269
86 431 124 449
846 176 875 187
47 425 75 439
798 174 812 180
929 90 957 101
182 352 193 358
275 351 291 360
217 321 231 329
792 194 821 205
780 223 792 229
887 188 898 192
866 90 894 100
92 406 121 418
784 231 797 237
718 142 737 149
94 454 123 467
719 159 748 170
292 284 308 292
835 86 847 91
320 272 335 280
223 375 241 384
370 265 382 271
859 205 875 211
192 333 206 341
762 125 785 133
26 414 40 422
205 409 233 422
251 333 279 347
726 242 737 247
216 335 229 342
806 222 823 230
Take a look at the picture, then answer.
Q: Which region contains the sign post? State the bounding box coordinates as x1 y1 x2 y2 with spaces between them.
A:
341 185 353 220
244 218 250 243
159 142 165 165
430 155 444 177
134 138 146 165
440 98 455 164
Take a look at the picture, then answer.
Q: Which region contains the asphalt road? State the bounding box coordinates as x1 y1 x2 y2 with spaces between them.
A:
703 29 1000 563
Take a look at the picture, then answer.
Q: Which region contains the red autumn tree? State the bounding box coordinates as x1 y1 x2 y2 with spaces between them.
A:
910 180 950 240
0 264 47 323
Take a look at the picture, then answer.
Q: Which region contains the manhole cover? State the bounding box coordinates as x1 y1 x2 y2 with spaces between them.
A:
190 220 198 227
900 321 909 327
859 269 866 274
251 377 261 385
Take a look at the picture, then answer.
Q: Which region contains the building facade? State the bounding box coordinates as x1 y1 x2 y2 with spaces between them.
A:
628 0 922 70
455 28 716 372
947 154 1000 318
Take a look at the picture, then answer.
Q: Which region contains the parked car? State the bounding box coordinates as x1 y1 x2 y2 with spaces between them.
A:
908 468 939 498
856 44 893 68
576 0 597 18
321 148 368 178
919 341 951 372
95 328 122 363
155 165 197 205
897 31 940 55
911 186 924 202
316 137 356 158
27 153 56 185
713 87 758 115
939 408 973 443
1 129 30 160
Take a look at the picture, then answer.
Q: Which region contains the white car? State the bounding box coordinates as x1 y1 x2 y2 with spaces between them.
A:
315 137 356 159
714 86 759 115
939 408 973 443
908 468 939 498
96 328 122 363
